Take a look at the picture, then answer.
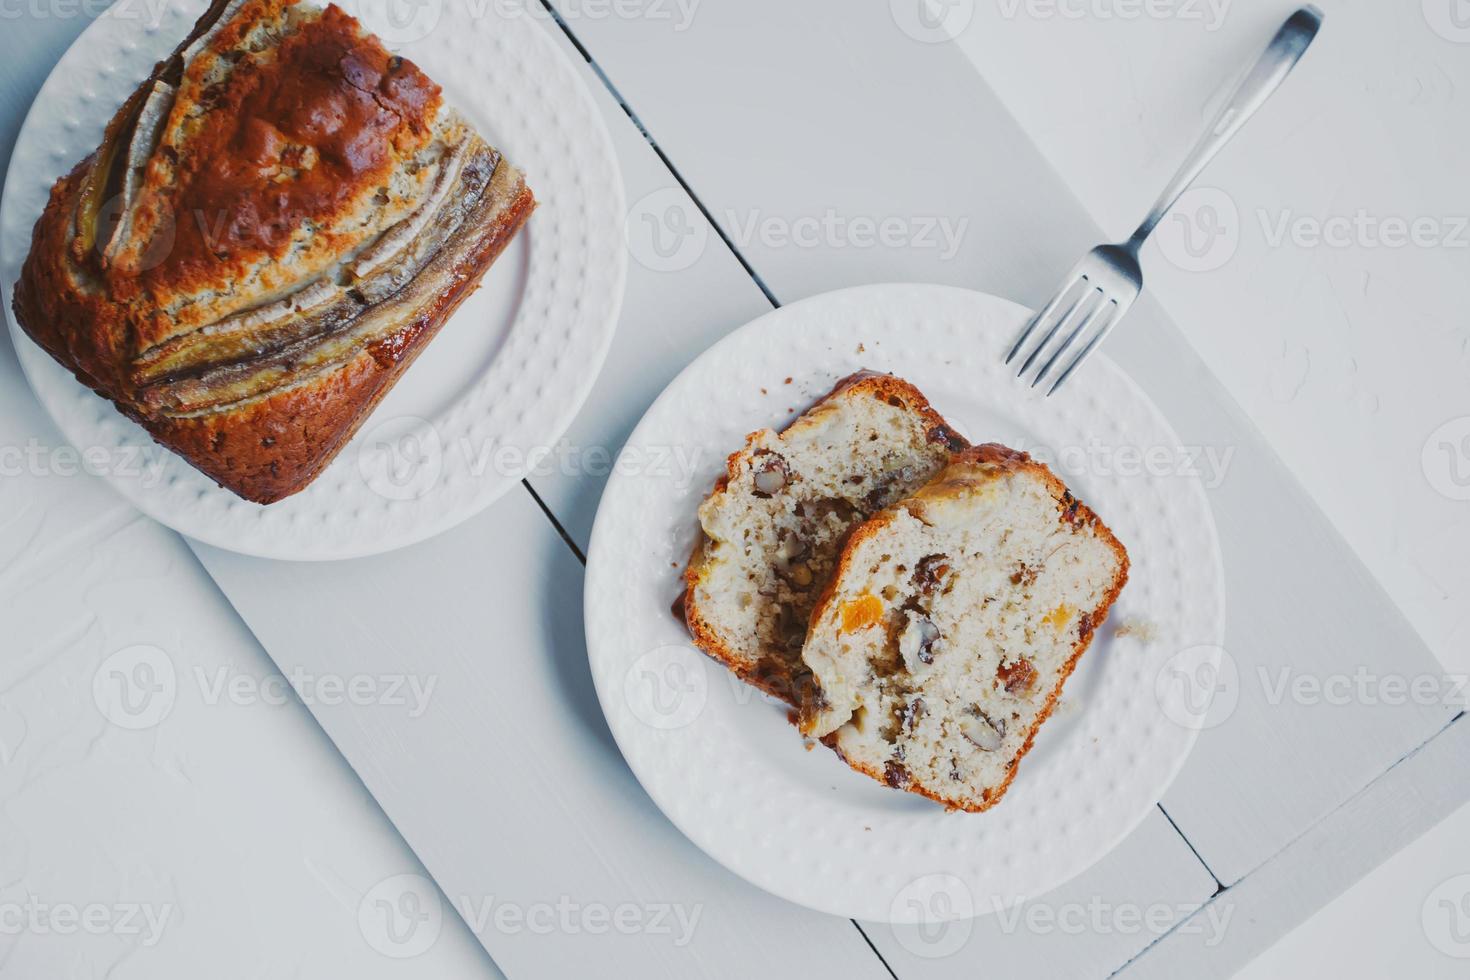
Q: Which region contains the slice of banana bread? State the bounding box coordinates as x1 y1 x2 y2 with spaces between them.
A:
798 444 1128 812
682 372 967 704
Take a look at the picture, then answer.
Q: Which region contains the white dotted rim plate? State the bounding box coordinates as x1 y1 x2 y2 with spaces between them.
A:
0 0 626 560
584 284 1226 923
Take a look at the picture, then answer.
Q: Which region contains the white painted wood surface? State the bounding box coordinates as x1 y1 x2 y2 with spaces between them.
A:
1 1 1466 978
187 17 1217 978
949 0 1470 681
0 316 502 974
533 0 1457 887
872 811 1217 980
192 491 896 980
1119 714 1470 980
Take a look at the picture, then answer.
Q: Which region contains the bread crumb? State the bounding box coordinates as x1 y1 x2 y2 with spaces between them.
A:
784 377 793 384
760 387 768 395
856 343 866 354
1114 619 1159 642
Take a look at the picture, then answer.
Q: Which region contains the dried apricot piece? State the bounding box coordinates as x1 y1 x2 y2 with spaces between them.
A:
839 593 884 634
1042 602 1074 633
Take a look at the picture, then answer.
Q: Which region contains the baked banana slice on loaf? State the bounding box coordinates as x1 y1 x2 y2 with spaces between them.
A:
13 0 534 503
683 372 967 704
799 444 1128 812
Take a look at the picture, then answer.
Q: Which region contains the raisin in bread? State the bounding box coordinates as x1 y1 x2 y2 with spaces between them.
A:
798 444 1128 812
682 372 967 703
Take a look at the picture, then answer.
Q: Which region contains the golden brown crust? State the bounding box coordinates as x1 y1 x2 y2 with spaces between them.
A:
680 371 967 705
122 3 442 340
139 181 534 503
805 442 1130 812
11 0 534 505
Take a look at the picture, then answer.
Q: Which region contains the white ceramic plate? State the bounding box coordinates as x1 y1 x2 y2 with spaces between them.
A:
0 0 625 560
584 284 1226 923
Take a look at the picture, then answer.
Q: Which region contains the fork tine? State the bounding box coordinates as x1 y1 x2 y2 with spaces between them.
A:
1032 295 1114 390
1017 281 1096 380
1005 273 1083 365
1045 298 1131 396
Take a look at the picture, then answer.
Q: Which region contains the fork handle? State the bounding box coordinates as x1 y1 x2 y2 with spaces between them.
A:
1125 5 1323 254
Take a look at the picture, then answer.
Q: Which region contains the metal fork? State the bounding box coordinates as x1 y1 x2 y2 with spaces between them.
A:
1007 5 1324 395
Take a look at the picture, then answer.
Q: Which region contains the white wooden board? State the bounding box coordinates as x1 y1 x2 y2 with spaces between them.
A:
1 2 1460 978
872 810 1218 980
189 12 1219 979
538 0 1458 886
1119 714 1470 980
192 488 894 980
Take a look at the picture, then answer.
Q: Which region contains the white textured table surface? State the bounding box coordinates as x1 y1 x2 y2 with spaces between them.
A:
0 2 1465 978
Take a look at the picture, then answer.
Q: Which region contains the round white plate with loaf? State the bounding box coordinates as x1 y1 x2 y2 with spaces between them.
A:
0 0 624 560
585 283 1226 924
